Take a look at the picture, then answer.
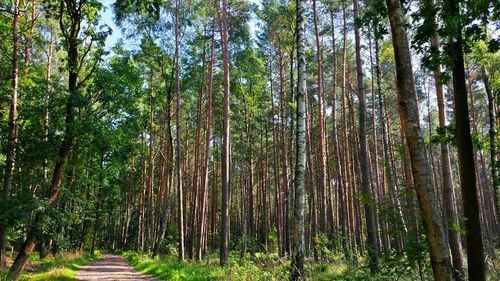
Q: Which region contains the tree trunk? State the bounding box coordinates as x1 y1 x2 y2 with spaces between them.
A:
290 0 306 278
220 0 231 266
312 0 328 235
385 0 453 279
427 16 465 276
197 20 215 261
481 66 499 230
146 76 155 252
1 0 20 268
329 9 346 253
443 0 486 278
354 0 378 270
340 5 350 255
368 28 382 252
7 1 85 278
174 0 185 262
278 47 291 256
374 36 391 252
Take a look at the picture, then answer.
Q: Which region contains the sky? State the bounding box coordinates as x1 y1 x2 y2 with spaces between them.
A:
100 0 261 52
100 0 121 51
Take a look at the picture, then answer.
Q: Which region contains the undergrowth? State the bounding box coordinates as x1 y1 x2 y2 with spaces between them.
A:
122 251 429 280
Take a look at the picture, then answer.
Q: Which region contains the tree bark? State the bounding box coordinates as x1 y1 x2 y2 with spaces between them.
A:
219 0 231 266
385 0 453 279
174 0 185 262
354 0 378 270
442 0 486 278
197 19 215 261
290 0 306 278
146 76 155 251
428 19 464 277
312 0 328 235
481 66 499 230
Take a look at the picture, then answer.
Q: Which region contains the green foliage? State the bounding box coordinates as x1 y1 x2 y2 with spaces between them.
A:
121 249 437 281
314 233 331 257
431 123 490 151
412 0 499 73
431 124 456 146
124 251 288 281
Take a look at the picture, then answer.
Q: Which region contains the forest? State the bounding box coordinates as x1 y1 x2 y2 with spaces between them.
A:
0 0 498 280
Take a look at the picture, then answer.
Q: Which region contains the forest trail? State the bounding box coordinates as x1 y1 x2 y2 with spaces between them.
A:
76 255 157 281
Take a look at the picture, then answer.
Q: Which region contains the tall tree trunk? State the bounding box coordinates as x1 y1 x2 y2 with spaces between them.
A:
305 89 318 260
219 0 231 266
374 36 391 252
385 0 453 279
312 0 328 235
427 13 465 276
270 64 284 257
1 0 20 268
146 77 155 251
340 5 351 255
152 62 175 258
91 153 105 255
197 20 215 261
481 66 499 230
290 0 306 278
174 0 185 262
278 46 291 256
329 9 346 252
353 0 378 270
368 28 382 252
443 0 486 278
188 44 206 259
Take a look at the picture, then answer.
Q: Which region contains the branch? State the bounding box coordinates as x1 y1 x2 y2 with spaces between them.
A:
59 1 68 42
349 82 359 98
77 37 93 73
76 58 99 89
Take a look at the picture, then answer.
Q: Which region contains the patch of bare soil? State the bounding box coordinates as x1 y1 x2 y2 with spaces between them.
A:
76 255 157 281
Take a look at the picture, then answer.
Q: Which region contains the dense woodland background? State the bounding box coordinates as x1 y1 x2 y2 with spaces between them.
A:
0 0 498 280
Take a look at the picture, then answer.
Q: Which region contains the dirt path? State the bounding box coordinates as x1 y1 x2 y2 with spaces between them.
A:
76 254 157 281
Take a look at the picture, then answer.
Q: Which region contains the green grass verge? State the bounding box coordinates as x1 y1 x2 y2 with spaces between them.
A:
0 252 100 281
123 251 289 281
122 251 377 280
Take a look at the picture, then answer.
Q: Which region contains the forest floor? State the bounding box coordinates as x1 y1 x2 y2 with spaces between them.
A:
75 255 157 281
0 252 99 281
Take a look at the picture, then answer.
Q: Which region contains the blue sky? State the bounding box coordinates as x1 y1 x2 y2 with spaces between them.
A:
100 0 261 51
101 0 121 50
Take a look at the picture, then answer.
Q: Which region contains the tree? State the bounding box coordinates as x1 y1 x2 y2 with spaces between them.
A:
414 0 465 277
290 0 306 278
220 0 231 267
353 0 379 271
0 0 20 268
442 0 487 278
384 0 454 279
6 0 106 278
174 0 185 262
312 0 328 236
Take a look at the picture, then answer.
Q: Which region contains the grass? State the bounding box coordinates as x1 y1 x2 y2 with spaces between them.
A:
123 251 379 281
0 251 100 281
124 251 289 281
